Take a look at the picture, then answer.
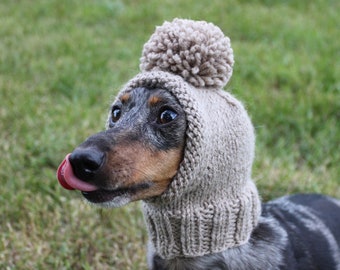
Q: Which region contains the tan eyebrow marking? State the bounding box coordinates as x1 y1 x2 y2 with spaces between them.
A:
120 93 131 103
148 95 163 106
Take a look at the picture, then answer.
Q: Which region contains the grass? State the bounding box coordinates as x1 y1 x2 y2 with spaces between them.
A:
0 0 339 268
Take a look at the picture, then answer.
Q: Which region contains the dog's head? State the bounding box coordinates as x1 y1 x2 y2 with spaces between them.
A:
56 18 254 211
57 87 187 207
57 19 262 256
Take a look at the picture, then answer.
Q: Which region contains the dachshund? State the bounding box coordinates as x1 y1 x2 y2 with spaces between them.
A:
57 86 340 270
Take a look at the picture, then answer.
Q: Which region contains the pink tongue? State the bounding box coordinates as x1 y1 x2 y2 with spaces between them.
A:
56 154 98 192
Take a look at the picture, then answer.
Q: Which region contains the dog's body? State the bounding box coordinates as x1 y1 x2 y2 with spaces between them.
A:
150 194 340 270
57 87 340 269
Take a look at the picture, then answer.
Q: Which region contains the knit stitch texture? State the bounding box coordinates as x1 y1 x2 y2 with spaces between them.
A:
140 19 234 89
114 18 261 259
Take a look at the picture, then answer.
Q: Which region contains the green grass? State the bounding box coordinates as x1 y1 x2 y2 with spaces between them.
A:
0 0 339 268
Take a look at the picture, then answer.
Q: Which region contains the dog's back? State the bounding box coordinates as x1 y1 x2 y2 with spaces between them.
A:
263 194 340 270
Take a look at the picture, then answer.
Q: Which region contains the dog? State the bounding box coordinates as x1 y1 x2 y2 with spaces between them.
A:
57 86 340 270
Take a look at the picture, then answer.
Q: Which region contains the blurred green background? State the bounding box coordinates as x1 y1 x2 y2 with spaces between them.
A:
0 0 339 269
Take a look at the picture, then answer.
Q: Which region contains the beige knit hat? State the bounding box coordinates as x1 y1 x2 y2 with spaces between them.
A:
116 18 261 259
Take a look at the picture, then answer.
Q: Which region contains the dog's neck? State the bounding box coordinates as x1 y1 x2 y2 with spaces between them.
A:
147 216 287 270
142 179 261 260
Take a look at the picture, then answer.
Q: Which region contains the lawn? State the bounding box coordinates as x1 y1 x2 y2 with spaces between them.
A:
0 0 339 269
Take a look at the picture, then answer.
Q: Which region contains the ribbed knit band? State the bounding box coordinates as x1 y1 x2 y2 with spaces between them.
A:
143 182 260 258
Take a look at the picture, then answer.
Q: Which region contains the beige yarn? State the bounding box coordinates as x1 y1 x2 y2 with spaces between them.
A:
140 18 234 89
115 19 261 259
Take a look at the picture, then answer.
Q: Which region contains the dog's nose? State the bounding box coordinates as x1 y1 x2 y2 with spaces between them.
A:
69 148 105 181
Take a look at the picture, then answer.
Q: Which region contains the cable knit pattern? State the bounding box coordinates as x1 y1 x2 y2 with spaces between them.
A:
140 19 234 89
114 18 261 259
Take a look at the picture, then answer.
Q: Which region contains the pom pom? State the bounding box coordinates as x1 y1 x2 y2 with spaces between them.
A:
140 18 234 89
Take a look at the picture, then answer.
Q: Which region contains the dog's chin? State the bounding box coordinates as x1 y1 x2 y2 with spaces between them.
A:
82 189 132 208
81 182 153 208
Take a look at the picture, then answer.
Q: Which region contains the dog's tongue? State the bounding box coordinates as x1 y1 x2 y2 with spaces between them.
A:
57 154 98 192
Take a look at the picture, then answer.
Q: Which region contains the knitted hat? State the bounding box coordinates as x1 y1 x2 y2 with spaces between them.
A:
116 18 261 259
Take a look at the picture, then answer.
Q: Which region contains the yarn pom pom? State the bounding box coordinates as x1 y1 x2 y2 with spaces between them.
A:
140 19 234 89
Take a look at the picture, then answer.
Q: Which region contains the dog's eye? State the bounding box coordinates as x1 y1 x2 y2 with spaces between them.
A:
111 107 121 123
158 109 177 124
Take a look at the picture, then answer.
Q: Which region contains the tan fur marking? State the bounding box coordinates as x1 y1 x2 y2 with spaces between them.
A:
106 142 183 201
148 95 163 107
120 93 131 103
